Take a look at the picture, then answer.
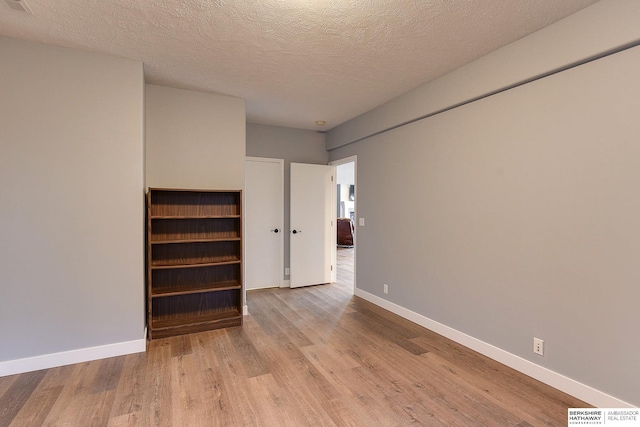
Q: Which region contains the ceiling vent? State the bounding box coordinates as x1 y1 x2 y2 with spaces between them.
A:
5 0 33 14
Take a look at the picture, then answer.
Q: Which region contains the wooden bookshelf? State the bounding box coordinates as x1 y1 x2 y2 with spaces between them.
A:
146 188 243 339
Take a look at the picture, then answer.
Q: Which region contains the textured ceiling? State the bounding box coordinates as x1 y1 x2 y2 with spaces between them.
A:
0 0 599 130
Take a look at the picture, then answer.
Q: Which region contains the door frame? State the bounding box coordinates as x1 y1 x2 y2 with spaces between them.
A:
329 155 357 293
244 157 285 304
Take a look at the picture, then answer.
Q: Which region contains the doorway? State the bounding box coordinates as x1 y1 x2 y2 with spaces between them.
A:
331 156 356 294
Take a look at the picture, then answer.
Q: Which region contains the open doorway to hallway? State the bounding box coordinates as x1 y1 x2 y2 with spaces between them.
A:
333 158 356 293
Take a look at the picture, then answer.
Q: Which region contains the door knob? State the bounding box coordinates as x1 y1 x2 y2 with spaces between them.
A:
271 228 279 233
292 229 302 234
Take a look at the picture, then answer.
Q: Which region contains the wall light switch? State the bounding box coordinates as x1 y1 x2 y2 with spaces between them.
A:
359 218 365 226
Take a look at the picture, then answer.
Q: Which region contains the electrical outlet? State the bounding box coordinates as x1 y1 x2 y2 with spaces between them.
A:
285 268 290 275
533 337 544 356
383 283 388 294
359 217 365 226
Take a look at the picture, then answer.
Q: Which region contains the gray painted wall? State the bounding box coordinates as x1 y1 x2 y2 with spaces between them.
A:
0 37 145 361
146 85 246 190
329 45 640 405
246 123 328 280
327 0 640 150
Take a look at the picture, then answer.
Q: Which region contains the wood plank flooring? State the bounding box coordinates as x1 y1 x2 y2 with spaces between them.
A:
0 251 587 426
336 247 354 288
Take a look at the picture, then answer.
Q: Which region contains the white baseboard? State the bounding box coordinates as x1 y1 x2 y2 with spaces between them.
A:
281 280 291 288
243 304 248 316
0 337 146 377
354 288 635 408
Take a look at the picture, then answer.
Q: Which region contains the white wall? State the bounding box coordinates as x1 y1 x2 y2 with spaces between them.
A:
246 123 328 281
146 85 246 190
336 162 354 218
328 1 640 407
0 37 145 371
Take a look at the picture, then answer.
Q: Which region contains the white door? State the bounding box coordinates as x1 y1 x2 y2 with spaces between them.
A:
245 158 284 290
290 163 333 288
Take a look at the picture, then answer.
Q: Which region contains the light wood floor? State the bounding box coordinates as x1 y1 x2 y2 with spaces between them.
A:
0 251 587 426
336 247 354 288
